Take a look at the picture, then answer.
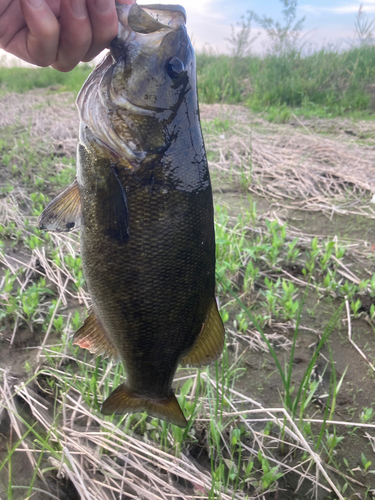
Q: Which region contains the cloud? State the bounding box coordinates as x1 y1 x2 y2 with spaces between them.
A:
332 4 375 13
301 2 375 15
150 0 225 20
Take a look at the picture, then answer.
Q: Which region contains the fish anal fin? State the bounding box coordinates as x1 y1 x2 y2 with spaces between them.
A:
181 299 225 368
38 178 81 232
101 384 188 428
73 308 119 361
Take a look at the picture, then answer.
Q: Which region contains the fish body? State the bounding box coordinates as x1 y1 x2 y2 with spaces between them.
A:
39 4 224 427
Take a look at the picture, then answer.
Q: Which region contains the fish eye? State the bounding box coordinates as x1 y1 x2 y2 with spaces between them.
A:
166 57 185 79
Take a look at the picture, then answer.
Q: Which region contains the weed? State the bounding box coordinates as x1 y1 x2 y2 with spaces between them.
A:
226 11 259 58
361 453 373 476
1 74 375 498
325 427 345 462
360 407 374 423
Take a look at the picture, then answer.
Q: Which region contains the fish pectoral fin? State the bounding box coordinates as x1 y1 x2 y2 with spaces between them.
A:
103 166 130 243
38 178 81 232
180 299 225 368
102 384 188 428
73 308 119 361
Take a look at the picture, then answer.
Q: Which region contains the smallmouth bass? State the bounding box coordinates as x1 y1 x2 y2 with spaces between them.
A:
39 3 224 428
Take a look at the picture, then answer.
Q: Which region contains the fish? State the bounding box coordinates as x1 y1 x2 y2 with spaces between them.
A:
39 3 225 428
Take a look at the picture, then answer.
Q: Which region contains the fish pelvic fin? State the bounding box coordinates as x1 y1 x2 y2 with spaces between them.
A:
73 308 120 361
180 299 225 368
101 385 188 428
38 178 81 232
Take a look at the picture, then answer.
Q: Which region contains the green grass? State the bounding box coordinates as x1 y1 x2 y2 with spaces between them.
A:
1 80 375 497
1 44 375 120
196 45 375 119
0 64 92 95
2 145 375 496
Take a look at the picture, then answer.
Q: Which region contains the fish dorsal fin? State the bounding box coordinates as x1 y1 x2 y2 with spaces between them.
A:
39 178 81 232
180 299 225 368
101 384 188 428
73 308 120 361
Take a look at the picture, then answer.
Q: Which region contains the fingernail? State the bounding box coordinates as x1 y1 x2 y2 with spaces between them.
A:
94 0 113 14
27 0 44 8
71 0 87 18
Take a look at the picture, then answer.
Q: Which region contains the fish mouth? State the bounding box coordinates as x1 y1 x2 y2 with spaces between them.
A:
110 3 186 61
116 3 186 38
77 4 189 163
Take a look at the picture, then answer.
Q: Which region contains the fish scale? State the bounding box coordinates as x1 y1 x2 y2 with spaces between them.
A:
80 156 214 396
39 3 225 427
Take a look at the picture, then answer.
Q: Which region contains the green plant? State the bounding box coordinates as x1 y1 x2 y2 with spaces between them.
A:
303 237 320 275
361 453 372 475
280 279 299 320
319 241 334 272
258 450 283 491
325 427 344 462
360 407 374 423
286 238 299 262
351 298 362 318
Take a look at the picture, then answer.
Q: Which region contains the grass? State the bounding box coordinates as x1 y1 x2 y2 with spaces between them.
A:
1 115 375 498
1 44 375 121
196 45 375 121
0 64 92 95
1 37 375 495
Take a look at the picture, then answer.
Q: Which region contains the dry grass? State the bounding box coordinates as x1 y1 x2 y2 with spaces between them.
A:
1 363 354 500
2 93 375 499
1 179 375 499
202 105 375 218
0 90 78 157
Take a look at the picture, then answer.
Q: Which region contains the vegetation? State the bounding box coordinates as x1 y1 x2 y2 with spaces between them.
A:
0 63 92 95
197 45 375 117
1 2 374 121
2 44 374 119
1 96 375 497
198 0 375 118
1 1 375 498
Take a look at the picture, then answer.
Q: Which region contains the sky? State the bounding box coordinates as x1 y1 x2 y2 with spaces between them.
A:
0 0 374 66
180 0 375 53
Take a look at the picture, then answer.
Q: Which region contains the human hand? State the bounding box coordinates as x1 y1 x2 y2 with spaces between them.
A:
0 0 136 72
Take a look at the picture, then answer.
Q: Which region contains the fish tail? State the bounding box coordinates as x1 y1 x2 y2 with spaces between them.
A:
101 384 188 428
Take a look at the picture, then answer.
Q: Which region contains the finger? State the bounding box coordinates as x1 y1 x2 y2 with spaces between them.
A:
0 0 13 17
0 1 24 51
51 0 92 72
15 0 60 66
81 0 118 62
116 0 137 3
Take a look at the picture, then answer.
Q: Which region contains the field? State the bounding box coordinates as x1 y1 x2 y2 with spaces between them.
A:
1 49 375 499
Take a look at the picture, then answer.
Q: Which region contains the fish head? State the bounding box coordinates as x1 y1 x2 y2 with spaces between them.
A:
77 4 195 165
111 4 191 108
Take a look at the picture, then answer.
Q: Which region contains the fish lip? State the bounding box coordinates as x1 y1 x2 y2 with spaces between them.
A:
115 3 187 32
112 3 186 54
140 4 187 25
